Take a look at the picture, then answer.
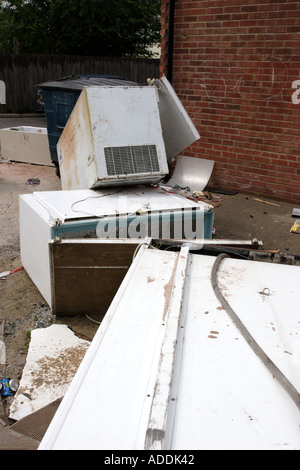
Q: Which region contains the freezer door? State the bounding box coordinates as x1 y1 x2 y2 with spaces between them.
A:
152 77 200 162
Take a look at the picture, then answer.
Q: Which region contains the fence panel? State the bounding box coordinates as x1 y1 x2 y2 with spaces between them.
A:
0 54 160 113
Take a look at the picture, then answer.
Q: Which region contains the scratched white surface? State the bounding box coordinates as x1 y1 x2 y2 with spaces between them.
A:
39 251 300 450
171 255 300 450
39 248 179 450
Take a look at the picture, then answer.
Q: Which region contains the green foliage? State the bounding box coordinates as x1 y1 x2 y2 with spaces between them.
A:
0 0 161 56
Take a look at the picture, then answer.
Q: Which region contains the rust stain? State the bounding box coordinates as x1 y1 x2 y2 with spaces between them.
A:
59 89 94 189
147 276 154 283
163 255 179 322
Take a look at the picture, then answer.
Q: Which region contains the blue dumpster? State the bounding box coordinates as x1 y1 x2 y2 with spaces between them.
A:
37 75 141 172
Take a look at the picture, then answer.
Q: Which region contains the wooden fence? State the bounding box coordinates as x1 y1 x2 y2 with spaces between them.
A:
0 54 160 113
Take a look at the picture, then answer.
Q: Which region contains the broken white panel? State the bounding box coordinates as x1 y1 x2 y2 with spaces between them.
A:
0 340 6 365
152 77 200 163
166 155 214 191
0 318 5 365
9 325 90 421
0 127 53 166
39 251 300 450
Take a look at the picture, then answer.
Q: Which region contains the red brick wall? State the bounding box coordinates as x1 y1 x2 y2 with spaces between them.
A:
160 0 300 203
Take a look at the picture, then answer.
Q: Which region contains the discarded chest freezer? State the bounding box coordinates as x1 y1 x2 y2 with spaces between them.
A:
0 126 53 166
57 77 200 190
39 247 300 450
19 186 213 314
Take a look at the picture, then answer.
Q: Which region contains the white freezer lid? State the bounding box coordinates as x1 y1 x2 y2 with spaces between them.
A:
39 250 300 450
152 77 200 162
32 186 201 224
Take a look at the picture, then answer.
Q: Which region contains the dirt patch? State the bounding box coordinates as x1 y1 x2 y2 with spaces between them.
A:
0 160 100 394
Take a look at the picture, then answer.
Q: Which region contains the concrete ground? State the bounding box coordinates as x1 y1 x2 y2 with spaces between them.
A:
208 192 300 255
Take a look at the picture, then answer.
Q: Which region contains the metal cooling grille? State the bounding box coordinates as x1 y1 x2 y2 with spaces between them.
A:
104 145 160 176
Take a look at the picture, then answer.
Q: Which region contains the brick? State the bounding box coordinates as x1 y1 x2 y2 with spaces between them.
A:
161 0 300 203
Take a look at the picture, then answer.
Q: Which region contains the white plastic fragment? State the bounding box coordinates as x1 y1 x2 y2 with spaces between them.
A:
0 340 6 365
9 324 90 421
